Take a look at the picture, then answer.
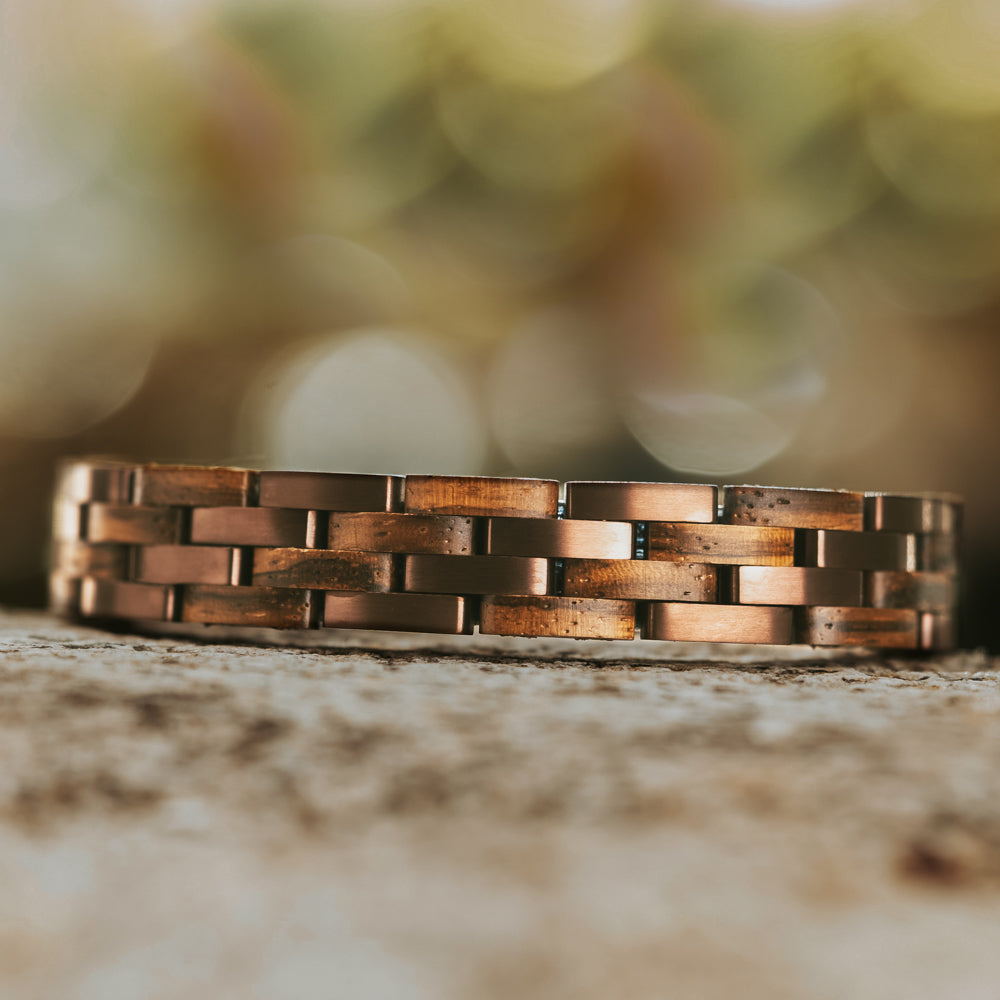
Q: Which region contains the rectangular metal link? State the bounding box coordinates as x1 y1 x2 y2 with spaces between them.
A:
258 472 403 511
327 512 475 554
133 545 241 585
797 529 916 571
404 475 559 518
403 554 549 595
55 460 134 503
723 486 865 531
52 501 85 542
865 494 961 534
485 517 632 559
647 522 795 566
180 585 313 628
251 548 393 591
795 607 919 648
189 507 314 547
562 560 716 601
323 592 472 634
79 578 176 621
53 541 130 580
480 595 636 639
645 603 793 644
565 482 717 522
86 504 184 545
920 612 957 650
133 465 253 507
918 533 960 572
865 571 956 612
731 566 864 606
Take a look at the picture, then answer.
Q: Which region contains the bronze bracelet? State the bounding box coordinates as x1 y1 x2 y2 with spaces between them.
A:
50 459 961 649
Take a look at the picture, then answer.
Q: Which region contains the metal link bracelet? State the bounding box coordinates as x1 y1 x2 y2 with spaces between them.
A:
50 459 962 650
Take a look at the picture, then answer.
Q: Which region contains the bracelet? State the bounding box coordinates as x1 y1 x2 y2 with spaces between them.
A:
49 459 961 650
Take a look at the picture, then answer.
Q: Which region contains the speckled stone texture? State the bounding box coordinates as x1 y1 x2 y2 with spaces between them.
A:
1 608 998 1000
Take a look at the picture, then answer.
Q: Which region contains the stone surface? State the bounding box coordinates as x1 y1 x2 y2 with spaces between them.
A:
1 608 999 999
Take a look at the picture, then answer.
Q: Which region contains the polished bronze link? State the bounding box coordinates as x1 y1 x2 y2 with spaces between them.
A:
798 529 916 571
133 545 241 586
403 554 549 596
562 560 716 601
180 585 313 629
259 471 403 511
647 522 795 566
55 459 134 503
480 595 636 639
404 475 559 518
724 486 865 531
189 507 314 548
920 612 957 651
918 533 960 572
86 504 183 545
52 541 130 579
324 592 472 634
133 464 253 507
327 512 475 555
731 566 864 606
865 493 961 534
251 548 393 591
794 607 919 648
485 517 632 559
565 481 716 522
865 571 956 612
645 603 794 644
79 578 176 621
50 461 963 650
52 500 85 541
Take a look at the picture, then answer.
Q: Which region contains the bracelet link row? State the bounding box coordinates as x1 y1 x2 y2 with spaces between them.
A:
50 461 961 649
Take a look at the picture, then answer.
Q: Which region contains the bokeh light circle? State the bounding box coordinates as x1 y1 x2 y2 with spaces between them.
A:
622 263 836 476
247 327 486 474
0 326 158 439
625 391 794 476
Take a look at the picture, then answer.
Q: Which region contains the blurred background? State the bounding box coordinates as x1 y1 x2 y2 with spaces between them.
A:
0 0 997 646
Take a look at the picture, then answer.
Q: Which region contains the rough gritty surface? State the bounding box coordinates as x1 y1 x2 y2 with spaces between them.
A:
1 608 1000 1000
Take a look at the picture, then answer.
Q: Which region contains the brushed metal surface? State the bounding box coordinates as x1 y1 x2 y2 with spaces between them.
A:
485 517 632 559
79 578 175 621
258 471 402 512
645 603 793 644
133 545 241 586
866 571 956 612
565 481 717 522
798 529 916 571
732 566 864 607
323 592 472 634
86 504 183 545
865 493 961 534
189 507 313 548
403 555 549 596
